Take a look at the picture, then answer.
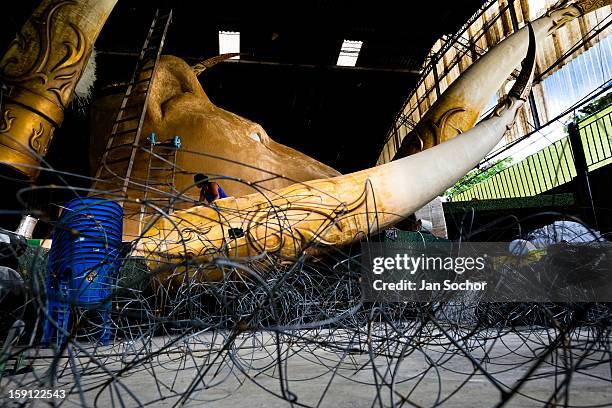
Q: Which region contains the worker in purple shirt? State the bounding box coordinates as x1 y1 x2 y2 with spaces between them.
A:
194 174 228 204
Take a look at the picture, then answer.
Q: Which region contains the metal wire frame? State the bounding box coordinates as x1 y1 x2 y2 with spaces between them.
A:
0 144 611 407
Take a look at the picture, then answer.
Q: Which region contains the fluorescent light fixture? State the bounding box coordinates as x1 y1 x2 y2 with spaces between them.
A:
337 40 363 67
218 31 240 59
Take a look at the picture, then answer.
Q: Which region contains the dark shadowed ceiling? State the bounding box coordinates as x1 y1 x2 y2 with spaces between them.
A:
2 0 485 177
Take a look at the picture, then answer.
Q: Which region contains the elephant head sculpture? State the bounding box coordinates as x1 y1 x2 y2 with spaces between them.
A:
138 24 538 284
86 0 609 241
136 0 612 284
89 54 341 237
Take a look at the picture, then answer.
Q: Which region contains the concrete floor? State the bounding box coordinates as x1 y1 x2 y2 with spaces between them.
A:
1 329 611 407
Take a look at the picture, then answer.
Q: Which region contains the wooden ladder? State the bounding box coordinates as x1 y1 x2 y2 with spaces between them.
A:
92 9 173 201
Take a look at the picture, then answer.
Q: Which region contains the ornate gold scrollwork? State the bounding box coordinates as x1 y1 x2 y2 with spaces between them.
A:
430 107 467 146
0 0 117 179
546 1 583 34
0 109 15 133
574 0 610 14
29 123 45 154
1 0 87 109
407 107 467 154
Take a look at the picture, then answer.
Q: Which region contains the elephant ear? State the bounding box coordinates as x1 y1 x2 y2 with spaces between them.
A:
192 53 241 76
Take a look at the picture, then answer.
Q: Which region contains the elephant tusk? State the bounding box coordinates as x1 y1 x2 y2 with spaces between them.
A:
192 53 242 76
393 0 611 159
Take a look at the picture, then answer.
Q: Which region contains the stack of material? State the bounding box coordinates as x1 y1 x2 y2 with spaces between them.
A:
42 198 123 346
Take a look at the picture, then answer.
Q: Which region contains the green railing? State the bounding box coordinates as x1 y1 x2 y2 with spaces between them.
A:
580 104 612 170
450 103 612 201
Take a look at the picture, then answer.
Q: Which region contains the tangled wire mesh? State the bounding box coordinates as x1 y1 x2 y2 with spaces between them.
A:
0 152 611 407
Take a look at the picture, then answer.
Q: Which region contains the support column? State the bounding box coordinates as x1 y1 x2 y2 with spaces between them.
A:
567 122 598 229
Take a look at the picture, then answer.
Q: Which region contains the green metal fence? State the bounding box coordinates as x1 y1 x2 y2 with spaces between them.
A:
450 104 612 201
580 104 612 170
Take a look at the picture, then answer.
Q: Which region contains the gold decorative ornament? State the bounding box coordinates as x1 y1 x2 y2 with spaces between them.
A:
562 0 609 15
0 0 117 179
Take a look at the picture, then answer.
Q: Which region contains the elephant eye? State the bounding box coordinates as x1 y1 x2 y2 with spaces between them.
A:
249 132 262 142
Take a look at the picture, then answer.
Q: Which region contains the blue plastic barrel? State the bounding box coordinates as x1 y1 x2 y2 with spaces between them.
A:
42 198 123 346
52 198 123 304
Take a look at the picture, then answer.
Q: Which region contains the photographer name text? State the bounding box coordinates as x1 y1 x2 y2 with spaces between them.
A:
372 279 488 291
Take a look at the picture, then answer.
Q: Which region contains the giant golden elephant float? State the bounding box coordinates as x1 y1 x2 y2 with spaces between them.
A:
0 0 609 284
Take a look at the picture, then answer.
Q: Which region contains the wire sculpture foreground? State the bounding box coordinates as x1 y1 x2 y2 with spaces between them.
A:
1 156 611 407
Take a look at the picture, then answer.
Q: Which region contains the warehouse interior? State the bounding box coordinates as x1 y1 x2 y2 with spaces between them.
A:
1 0 612 406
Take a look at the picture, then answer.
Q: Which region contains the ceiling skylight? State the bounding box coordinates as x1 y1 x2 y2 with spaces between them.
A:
218 31 240 59
336 40 363 67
